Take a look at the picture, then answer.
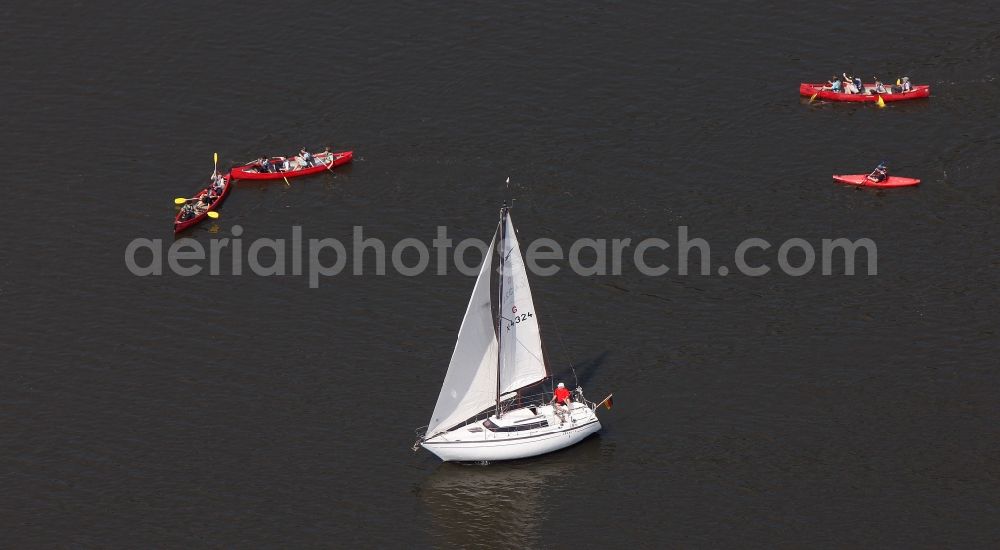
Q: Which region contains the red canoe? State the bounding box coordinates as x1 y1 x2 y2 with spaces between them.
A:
230 150 353 180
800 82 930 102
174 174 232 234
833 174 921 188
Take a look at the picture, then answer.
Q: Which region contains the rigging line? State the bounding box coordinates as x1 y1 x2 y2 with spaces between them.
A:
513 335 545 366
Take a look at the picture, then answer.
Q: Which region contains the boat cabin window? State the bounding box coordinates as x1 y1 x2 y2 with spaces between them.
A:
483 419 549 432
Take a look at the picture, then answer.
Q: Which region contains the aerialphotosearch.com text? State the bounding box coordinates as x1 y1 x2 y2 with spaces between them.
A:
125 225 877 288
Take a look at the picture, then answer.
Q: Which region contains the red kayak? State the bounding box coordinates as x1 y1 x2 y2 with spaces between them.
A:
800 82 930 102
174 174 232 234
833 174 920 188
230 150 353 180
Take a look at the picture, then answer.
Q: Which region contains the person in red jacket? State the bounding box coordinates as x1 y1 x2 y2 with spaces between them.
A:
551 382 572 424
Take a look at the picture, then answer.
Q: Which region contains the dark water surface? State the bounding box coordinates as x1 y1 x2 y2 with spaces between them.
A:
3 1 999 547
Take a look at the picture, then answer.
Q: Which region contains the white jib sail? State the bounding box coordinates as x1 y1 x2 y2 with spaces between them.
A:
427 231 499 437
499 213 547 395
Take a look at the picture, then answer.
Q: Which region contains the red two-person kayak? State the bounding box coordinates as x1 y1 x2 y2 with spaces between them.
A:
230 150 353 180
833 174 921 188
800 83 930 102
174 174 232 234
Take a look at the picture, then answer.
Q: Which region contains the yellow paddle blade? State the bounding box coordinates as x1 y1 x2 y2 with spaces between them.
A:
876 95 886 108
809 93 818 102
207 211 220 219
896 78 901 86
213 152 218 165
174 197 188 205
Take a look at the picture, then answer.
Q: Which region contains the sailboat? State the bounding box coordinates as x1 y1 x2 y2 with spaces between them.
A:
413 204 612 462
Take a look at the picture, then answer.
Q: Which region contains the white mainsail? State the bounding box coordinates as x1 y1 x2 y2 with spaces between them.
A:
498 213 547 395
426 232 499 436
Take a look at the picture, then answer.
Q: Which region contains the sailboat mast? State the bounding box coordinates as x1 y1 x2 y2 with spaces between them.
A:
495 203 507 418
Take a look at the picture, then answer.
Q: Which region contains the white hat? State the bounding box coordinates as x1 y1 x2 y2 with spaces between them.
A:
557 382 565 388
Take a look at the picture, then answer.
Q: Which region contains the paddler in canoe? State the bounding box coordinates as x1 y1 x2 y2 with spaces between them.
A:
841 76 858 94
178 201 198 221
842 73 863 94
270 156 291 172
254 155 289 173
298 147 317 168
257 155 275 173
209 172 225 194
177 192 213 220
196 190 215 210
899 76 912 92
203 173 225 203
870 77 888 95
867 161 889 183
321 146 338 163
823 75 843 93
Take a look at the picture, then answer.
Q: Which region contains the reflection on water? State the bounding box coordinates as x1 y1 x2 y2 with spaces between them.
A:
415 435 606 548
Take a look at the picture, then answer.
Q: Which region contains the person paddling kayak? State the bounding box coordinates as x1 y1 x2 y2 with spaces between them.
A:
825 75 843 93
867 161 889 183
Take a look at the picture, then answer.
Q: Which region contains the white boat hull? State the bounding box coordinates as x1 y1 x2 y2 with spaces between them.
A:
422 402 602 462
